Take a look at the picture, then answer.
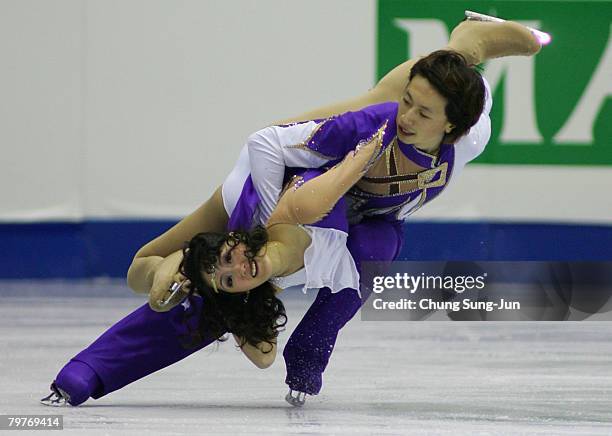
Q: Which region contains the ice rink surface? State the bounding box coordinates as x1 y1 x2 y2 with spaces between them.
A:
1 280 612 435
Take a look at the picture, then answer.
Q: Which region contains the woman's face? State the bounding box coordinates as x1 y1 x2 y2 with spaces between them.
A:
202 240 271 294
396 75 455 152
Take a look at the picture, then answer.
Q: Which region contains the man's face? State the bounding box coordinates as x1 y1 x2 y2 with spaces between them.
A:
396 75 454 152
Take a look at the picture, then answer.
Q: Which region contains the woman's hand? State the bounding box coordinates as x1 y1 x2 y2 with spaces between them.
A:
339 121 387 176
148 250 191 312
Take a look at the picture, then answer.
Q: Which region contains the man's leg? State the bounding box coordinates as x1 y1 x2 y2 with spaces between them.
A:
283 217 403 397
42 296 220 406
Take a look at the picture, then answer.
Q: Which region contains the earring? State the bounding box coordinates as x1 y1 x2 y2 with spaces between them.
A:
243 291 250 303
209 266 219 294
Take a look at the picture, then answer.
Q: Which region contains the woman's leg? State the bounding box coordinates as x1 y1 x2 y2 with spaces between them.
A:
275 19 540 125
446 19 540 66
283 216 404 396
43 296 221 406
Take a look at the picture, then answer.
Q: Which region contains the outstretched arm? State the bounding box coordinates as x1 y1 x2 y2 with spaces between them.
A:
267 123 386 227
248 107 375 222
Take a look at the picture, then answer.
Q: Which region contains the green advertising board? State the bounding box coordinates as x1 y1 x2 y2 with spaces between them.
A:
378 1 612 165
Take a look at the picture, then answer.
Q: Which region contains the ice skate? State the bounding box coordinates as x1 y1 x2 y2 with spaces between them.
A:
40 382 71 407
285 389 307 407
156 280 189 309
447 11 548 66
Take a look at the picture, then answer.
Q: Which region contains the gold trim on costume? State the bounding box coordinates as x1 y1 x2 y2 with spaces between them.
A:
355 120 389 172
415 189 427 210
384 137 395 177
349 185 422 198
417 162 448 189
285 119 340 160
388 138 397 195
359 161 448 195
351 147 455 219
363 171 420 182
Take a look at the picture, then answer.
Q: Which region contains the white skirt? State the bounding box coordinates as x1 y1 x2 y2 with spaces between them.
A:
269 225 361 296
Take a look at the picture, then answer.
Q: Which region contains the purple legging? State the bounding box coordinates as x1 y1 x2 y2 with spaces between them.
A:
55 296 217 405
52 216 402 405
283 216 403 394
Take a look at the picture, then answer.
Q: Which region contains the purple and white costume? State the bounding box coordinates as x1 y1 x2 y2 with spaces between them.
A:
244 78 492 393
246 78 492 224
50 79 492 403
51 165 360 405
222 147 360 294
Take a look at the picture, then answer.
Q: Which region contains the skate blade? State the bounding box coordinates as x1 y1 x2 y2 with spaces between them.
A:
40 393 68 407
40 383 71 407
285 390 307 407
465 10 552 45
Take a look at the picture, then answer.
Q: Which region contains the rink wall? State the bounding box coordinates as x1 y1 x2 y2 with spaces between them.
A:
1 1 611 278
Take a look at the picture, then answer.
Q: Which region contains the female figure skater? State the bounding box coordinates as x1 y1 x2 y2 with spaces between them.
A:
42 117 389 406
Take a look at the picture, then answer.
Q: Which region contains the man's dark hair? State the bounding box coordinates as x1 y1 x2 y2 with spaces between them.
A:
410 50 485 143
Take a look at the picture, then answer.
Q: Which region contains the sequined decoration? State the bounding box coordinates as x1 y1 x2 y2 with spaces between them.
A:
285 119 340 160
292 176 305 191
353 120 389 173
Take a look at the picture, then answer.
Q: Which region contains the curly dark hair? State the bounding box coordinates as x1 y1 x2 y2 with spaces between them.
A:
179 226 287 352
410 50 486 143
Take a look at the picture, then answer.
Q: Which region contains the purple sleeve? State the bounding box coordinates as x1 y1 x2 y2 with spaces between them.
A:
306 102 399 165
